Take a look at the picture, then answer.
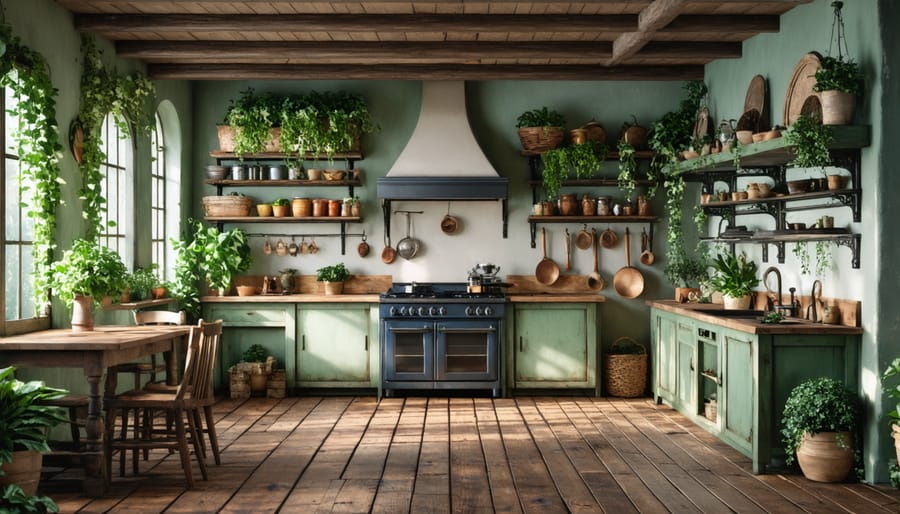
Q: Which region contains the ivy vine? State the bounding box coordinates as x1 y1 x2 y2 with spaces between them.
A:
0 19 64 313
76 35 155 241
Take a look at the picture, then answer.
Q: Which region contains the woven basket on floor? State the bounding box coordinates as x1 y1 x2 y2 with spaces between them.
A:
603 336 648 398
518 126 564 153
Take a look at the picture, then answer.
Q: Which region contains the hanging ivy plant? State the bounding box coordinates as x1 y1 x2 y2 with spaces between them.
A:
0 20 64 313
76 35 155 241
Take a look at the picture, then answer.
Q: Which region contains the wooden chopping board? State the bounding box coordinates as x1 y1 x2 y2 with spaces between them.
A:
783 52 822 126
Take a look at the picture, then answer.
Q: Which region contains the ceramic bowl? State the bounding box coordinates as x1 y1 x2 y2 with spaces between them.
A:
735 130 754 145
206 165 227 180
786 179 811 194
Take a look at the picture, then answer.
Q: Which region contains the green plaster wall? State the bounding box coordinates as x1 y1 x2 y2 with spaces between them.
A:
705 0 891 482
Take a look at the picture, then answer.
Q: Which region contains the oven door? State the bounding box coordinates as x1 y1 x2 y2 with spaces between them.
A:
435 320 499 382
382 319 435 382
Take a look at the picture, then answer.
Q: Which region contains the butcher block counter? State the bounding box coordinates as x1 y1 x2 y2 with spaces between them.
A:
202 293 379 303
505 275 605 303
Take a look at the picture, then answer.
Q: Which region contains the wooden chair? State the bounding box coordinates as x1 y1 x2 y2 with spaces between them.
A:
104 319 222 487
112 310 187 390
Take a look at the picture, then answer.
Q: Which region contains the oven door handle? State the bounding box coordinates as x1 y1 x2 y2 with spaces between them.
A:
389 327 433 334
438 326 497 333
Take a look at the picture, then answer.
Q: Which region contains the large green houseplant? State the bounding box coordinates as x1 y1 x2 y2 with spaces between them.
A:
781 377 860 482
0 366 67 508
882 358 900 487
192 222 251 296
48 239 128 331
707 251 759 309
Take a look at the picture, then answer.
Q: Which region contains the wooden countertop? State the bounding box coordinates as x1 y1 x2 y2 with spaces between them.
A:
647 300 863 335
202 293 380 303
508 293 605 303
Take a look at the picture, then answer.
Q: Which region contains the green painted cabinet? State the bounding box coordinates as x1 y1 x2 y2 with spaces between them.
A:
508 303 599 393
203 303 297 390
295 303 379 389
650 306 859 473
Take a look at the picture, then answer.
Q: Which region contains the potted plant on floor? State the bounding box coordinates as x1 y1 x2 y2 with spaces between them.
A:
48 239 128 331
0 366 67 505
781 377 860 482
316 263 351 295
707 251 759 309
242 344 271 394
516 106 565 153
882 358 900 486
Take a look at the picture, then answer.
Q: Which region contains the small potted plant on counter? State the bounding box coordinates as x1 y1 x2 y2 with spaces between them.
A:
49 238 128 331
781 377 860 482
316 262 351 295
707 251 758 309
271 198 290 217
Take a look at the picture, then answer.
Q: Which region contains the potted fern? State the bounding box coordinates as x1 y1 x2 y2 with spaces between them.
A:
707 251 759 309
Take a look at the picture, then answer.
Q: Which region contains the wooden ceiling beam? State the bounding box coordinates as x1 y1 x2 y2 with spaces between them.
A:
75 13 637 34
660 15 779 33
146 63 705 81
116 40 739 63
609 0 686 65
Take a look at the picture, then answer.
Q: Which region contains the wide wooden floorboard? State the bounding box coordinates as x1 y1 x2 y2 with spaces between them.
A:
40 396 900 513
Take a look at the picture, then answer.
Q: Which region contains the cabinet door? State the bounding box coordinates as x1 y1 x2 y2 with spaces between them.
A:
723 329 754 450
296 304 375 386
653 311 677 402
512 304 597 389
203 303 296 390
675 320 697 414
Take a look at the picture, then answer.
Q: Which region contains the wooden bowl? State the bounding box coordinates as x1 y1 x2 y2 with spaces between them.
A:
787 179 811 194
236 285 257 296
323 169 345 181
735 130 754 145
752 132 765 143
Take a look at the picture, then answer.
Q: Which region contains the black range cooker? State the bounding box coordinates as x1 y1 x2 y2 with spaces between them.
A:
380 282 505 397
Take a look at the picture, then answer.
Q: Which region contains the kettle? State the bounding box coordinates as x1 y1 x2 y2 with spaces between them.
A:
474 263 500 278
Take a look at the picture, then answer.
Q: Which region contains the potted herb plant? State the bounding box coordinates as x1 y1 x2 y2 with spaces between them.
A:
316 262 351 295
222 88 281 159
567 140 606 180
707 251 759 309
540 147 568 202
127 265 160 302
813 55 864 125
48 239 128 331
0 366 67 501
781 377 860 482
271 198 290 217
516 106 565 153
882 358 900 485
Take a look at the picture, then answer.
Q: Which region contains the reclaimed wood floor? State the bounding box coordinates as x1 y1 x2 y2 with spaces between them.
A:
42 396 900 513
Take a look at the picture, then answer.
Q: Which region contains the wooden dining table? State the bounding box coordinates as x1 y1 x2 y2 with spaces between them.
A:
0 325 191 497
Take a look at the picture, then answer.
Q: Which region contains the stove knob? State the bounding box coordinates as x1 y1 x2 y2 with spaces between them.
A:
484 306 494 317
465 306 475 316
438 306 447 316
418 306 427 316
475 306 484 316
429 306 438 316
389 306 398 316
398 306 407 316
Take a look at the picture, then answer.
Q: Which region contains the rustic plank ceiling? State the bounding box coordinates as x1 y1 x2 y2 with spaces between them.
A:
55 0 812 81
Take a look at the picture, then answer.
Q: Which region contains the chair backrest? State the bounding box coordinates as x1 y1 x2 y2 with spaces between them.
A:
189 319 222 402
134 310 186 326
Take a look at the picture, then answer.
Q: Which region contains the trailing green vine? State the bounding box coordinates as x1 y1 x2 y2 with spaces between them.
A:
792 242 811 275
76 35 156 241
617 141 637 202
0 18 64 313
815 240 833 277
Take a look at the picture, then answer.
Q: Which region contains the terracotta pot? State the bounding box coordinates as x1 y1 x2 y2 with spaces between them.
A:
350 203 361 217
312 199 327 217
306 168 323 181
291 198 312 217
722 293 751 310
71 294 94 332
151 287 167 299
249 372 268 393
558 194 578 216
272 205 289 217
827 174 845 190
796 431 854 482
541 201 556 216
820 90 856 125
256 204 273 217
893 424 900 466
0 450 42 495
328 199 341 217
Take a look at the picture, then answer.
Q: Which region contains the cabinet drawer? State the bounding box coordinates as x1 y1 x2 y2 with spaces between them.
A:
207 306 289 326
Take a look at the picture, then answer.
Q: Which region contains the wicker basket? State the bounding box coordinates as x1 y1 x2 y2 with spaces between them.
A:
603 336 648 398
229 369 250 400
518 126 564 153
202 195 252 217
704 399 717 422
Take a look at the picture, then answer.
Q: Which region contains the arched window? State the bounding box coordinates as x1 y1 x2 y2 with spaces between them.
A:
98 113 134 266
153 102 182 281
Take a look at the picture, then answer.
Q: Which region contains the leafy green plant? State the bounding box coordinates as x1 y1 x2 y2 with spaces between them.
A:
540 148 569 200
516 107 565 128
792 242 811 275
272 198 289 207
785 113 833 170
707 251 759 298
1 483 60 513
567 141 605 179
0 366 68 465
649 81 708 167
0 20 65 313
315 263 351 283
279 91 378 164
814 56 864 95
781 377 859 466
617 141 637 202
815 240 833 277
762 311 785 324
77 35 156 241
169 234 201 317
48 239 128 307
127 265 160 301
241 344 268 364
882 358 900 426
225 87 280 159
192 223 252 293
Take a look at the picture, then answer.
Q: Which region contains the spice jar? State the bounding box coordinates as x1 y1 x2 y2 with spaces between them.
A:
328 199 341 217
597 197 610 216
581 194 596 216
341 200 351 217
637 195 650 216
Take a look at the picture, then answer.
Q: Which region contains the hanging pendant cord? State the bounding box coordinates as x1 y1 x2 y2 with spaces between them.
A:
828 1 848 60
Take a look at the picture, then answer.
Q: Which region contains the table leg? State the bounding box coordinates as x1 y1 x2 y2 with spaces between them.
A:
165 334 183 386
83 373 108 496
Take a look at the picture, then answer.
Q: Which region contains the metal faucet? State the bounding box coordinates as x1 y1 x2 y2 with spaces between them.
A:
763 266 800 317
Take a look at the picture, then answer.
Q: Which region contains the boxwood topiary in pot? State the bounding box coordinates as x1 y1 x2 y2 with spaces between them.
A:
781 377 860 482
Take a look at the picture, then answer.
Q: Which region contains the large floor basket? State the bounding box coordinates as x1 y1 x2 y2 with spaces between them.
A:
603 336 648 398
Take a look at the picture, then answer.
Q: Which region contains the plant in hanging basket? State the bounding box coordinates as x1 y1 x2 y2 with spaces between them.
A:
516 107 566 153
814 56 864 95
